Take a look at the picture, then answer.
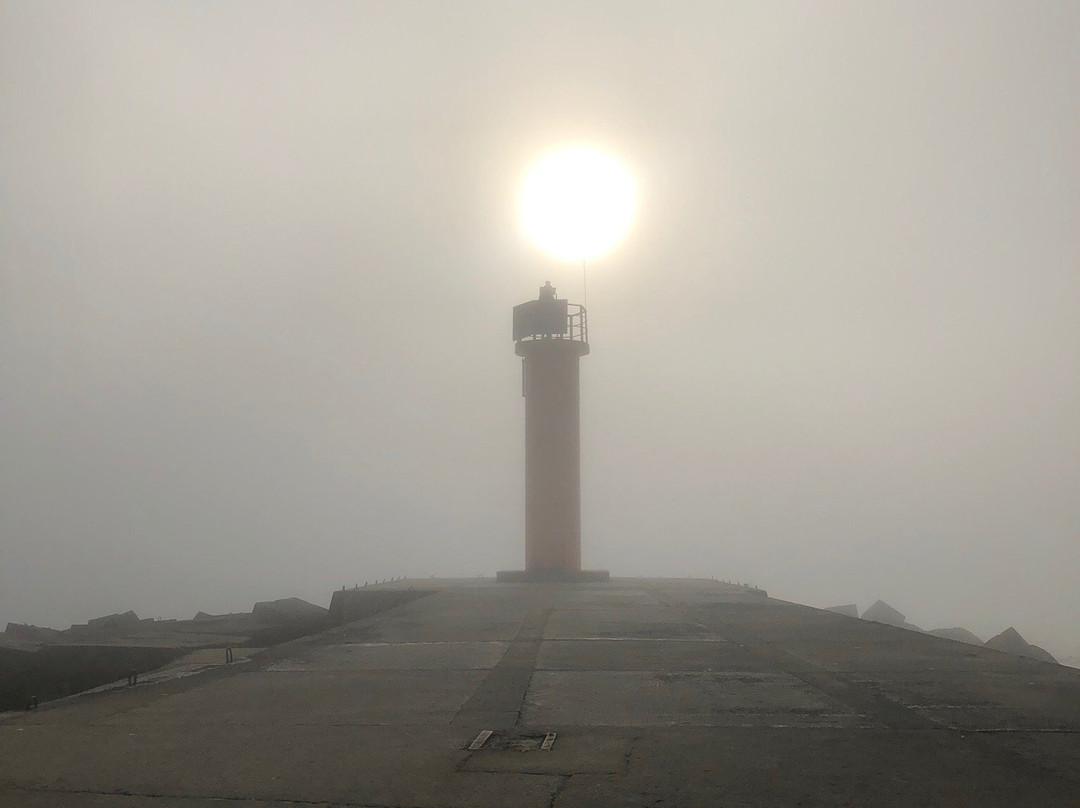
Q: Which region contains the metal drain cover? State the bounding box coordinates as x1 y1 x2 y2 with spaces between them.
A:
466 731 557 752
467 730 493 750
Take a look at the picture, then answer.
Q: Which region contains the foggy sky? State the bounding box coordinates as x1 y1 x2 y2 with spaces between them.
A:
2 2 1078 658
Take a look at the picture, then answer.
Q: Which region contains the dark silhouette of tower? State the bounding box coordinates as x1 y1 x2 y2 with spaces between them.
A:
499 283 608 583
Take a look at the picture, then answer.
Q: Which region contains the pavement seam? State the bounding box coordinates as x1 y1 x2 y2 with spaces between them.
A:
0 784 496 808
545 774 571 808
450 602 552 731
1 784 364 806
621 735 637 775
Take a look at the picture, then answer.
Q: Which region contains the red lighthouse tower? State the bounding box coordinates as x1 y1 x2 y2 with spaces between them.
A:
498 283 609 583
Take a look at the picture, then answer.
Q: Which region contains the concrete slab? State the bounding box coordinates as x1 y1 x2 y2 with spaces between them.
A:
980 731 1080 783
266 641 509 672
848 669 1080 730
782 635 1051 673
1 663 253 727
522 670 869 727
553 727 1080 808
544 606 716 640
552 586 659 608
0 723 560 807
93 670 487 727
340 590 530 643
536 639 779 672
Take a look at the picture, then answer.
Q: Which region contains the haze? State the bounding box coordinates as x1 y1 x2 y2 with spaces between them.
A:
1 2 1077 661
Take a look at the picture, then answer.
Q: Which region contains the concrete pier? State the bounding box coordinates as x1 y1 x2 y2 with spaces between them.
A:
2 577 1079 806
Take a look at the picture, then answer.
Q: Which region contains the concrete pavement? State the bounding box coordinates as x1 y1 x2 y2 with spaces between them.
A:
2 578 1079 806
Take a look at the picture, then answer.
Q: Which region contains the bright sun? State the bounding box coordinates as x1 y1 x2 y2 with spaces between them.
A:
519 145 636 262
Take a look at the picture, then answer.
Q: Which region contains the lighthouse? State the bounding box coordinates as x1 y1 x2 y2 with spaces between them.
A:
499 282 608 583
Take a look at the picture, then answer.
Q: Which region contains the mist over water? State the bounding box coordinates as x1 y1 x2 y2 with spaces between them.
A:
2 2 1078 660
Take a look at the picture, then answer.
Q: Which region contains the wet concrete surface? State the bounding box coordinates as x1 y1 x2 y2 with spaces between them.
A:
1 578 1078 806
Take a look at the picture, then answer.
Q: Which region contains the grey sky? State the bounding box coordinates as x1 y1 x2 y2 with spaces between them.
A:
2 2 1078 657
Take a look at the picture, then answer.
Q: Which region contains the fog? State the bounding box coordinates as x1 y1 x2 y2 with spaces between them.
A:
2 2 1077 660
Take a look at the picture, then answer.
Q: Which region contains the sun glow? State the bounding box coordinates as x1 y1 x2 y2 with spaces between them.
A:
519 145 636 262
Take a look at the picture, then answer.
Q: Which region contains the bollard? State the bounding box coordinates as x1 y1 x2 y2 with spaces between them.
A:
225 647 234 664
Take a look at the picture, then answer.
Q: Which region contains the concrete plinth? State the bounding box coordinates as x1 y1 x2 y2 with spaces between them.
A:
496 569 610 584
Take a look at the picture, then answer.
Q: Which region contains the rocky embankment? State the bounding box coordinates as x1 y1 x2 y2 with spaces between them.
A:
0 596 331 712
825 600 1059 664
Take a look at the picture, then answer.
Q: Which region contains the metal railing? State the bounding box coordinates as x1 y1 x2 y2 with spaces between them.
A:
516 304 588 345
567 304 588 344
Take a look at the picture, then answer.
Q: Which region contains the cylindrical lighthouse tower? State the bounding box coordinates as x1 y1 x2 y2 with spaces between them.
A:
499 283 607 583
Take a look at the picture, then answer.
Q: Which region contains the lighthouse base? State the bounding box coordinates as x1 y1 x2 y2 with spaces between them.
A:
496 569 610 584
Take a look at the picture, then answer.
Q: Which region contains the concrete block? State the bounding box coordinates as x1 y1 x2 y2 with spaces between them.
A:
928 627 984 645
825 604 859 618
862 600 906 627
251 597 328 624
986 627 1058 664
